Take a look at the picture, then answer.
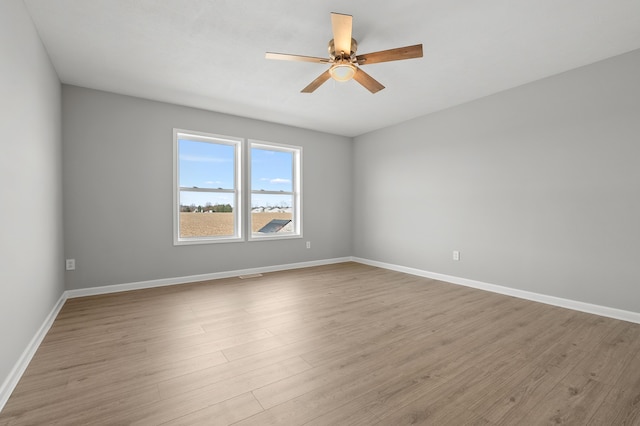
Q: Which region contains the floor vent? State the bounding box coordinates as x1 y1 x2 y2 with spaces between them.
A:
238 273 263 279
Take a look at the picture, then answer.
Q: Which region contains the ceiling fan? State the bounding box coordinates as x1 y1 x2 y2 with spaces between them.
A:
266 12 423 94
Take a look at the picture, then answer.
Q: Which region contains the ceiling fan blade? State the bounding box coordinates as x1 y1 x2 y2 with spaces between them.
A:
331 12 353 55
265 52 330 64
353 67 385 94
356 44 423 65
301 70 332 93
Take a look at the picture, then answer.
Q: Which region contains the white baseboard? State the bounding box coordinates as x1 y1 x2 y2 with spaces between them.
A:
66 257 353 298
0 293 67 412
351 257 640 324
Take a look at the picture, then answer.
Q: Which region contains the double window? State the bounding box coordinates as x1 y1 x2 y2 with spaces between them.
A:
174 129 301 245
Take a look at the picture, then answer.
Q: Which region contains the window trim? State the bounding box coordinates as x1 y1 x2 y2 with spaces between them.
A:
173 129 243 245
247 139 302 242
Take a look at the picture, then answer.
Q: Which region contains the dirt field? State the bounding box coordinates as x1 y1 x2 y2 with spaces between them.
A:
179 212 292 237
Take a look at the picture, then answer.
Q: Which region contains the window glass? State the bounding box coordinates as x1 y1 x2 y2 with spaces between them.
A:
251 148 293 192
178 140 235 189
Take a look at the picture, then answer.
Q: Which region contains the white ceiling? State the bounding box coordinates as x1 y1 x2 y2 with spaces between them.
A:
23 0 640 137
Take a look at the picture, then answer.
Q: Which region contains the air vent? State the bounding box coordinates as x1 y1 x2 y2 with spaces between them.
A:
238 273 263 279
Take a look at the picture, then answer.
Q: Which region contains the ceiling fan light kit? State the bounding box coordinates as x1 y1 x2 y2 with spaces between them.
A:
329 61 357 82
266 12 423 93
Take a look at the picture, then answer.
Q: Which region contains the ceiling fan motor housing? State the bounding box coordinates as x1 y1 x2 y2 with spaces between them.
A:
328 38 358 61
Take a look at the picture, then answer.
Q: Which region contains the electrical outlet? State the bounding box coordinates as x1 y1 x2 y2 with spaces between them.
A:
66 259 76 270
452 250 460 261
306 241 311 249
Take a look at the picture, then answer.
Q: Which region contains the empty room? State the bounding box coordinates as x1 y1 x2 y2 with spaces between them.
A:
1 0 639 424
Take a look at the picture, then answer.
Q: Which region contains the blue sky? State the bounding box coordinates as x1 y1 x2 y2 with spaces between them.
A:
178 139 293 208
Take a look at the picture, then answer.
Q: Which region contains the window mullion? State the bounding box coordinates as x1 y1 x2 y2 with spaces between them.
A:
180 187 235 194
251 190 294 196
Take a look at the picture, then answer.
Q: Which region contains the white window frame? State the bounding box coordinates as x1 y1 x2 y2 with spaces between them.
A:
248 140 302 241
173 129 243 245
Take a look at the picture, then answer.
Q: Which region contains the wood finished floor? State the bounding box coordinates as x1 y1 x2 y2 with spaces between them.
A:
1 262 639 425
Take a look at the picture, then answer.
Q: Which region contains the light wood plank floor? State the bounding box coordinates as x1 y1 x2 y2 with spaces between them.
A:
1 262 639 425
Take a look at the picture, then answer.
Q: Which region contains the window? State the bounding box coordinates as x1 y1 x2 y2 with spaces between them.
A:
249 141 302 240
174 130 242 244
173 130 301 244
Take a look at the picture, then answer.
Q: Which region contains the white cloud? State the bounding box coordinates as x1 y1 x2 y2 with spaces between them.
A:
270 178 291 184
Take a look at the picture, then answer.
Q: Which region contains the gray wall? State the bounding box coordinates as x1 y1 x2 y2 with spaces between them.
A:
354 49 640 313
0 0 64 389
62 86 352 290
